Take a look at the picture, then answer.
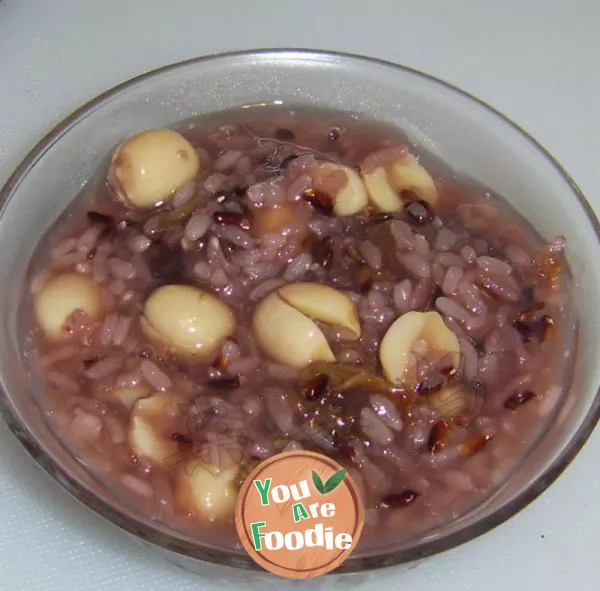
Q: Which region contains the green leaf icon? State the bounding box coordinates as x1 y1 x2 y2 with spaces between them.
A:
312 470 325 494
312 469 347 494
323 469 346 493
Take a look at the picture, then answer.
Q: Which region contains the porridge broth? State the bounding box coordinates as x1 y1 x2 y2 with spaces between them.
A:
23 107 575 553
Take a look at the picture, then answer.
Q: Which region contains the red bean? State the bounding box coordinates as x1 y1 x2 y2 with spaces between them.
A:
428 419 450 454
380 489 421 508
312 235 335 269
504 390 536 410
328 127 341 141
213 211 251 231
275 128 295 141
87 211 114 225
302 188 335 214
301 373 329 401
405 200 435 226
206 376 241 389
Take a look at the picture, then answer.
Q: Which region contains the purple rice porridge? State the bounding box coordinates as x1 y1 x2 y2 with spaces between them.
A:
23 108 575 551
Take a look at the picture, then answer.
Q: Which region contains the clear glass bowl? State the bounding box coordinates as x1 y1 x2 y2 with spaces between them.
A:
1 49 599 578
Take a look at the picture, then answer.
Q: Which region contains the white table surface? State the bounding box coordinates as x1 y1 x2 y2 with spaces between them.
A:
1 1 599 589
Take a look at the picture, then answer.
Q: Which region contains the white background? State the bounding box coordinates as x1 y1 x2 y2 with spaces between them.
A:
1 1 599 589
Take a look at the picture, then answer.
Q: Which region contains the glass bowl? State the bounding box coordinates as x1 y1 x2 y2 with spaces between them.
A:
1 49 599 579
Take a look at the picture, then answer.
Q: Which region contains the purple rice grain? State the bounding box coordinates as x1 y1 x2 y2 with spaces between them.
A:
249 278 286 301
51 238 77 259
477 272 520 301
367 289 387 310
100 313 119 346
460 244 477 264
434 228 458 251
411 278 435 309
264 388 296 435
476 256 513 276
432 262 446 286
128 235 152 253
505 244 531 267
464 315 488 334
227 357 260 375
411 234 431 257
113 316 132 347
442 265 464 294
457 280 488 315
360 240 383 269
47 371 80 392
436 296 471 322
390 220 413 249
140 360 172 391
212 224 254 249
459 337 479 379
203 172 227 193
84 356 123 380
399 252 431 279
172 180 197 208
302 424 336 452
437 252 467 269
76 226 103 253
107 258 136 280
360 407 394 445
284 253 312 281
249 440 276 460
214 150 243 172
184 214 211 241
393 279 413 313
370 394 403 432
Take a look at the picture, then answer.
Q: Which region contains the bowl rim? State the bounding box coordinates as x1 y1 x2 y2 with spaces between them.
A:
1 47 600 574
